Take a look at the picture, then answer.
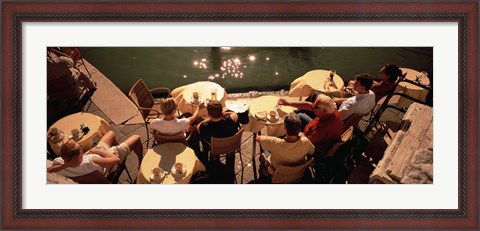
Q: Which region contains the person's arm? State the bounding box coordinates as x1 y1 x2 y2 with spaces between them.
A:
228 112 238 123
47 162 72 173
305 138 315 156
188 103 205 124
277 98 314 111
332 97 347 106
337 100 354 121
89 148 121 169
47 157 77 173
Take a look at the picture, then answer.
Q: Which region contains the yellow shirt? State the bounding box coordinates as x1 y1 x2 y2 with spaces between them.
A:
258 136 315 171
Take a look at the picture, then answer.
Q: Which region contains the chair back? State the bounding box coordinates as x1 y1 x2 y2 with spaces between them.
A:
325 126 354 158
128 79 155 119
151 130 187 145
210 128 243 159
272 158 314 183
69 171 111 184
342 113 365 132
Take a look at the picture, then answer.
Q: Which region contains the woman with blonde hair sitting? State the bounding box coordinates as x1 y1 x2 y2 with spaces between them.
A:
149 98 204 135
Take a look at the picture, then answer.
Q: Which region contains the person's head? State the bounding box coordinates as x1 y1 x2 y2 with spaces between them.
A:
354 73 373 93
159 98 177 116
312 94 337 118
379 64 404 82
283 113 302 137
59 140 83 167
207 100 223 119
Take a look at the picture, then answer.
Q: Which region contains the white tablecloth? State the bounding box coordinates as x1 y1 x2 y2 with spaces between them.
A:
288 69 345 98
395 68 431 109
137 143 206 184
48 112 110 156
171 81 227 117
243 95 296 137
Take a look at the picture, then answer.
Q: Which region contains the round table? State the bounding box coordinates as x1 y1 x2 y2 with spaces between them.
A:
243 95 296 137
136 143 206 184
288 69 345 98
170 81 227 117
48 112 110 156
395 68 431 109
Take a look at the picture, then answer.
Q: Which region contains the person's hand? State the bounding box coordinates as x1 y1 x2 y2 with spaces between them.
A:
277 98 289 106
198 102 206 110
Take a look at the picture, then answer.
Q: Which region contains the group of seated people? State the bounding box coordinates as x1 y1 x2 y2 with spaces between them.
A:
47 47 97 95
47 63 405 184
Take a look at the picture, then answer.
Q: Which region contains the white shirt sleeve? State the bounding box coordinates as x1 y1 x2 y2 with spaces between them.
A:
149 118 162 132
178 118 191 130
338 99 355 120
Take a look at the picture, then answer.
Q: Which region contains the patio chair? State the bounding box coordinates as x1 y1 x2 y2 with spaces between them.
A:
70 170 111 184
128 79 171 145
68 47 93 78
151 130 187 147
68 160 133 184
325 126 354 158
342 113 366 133
313 126 354 183
271 158 314 184
209 128 244 183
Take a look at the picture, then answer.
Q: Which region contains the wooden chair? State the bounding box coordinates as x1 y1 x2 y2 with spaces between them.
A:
70 171 111 184
151 130 187 147
68 163 131 184
128 79 170 144
313 126 354 183
324 126 354 158
69 47 93 78
271 158 314 184
209 128 244 183
342 113 366 133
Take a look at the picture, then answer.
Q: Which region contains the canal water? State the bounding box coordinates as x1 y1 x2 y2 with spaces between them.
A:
81 47 433 94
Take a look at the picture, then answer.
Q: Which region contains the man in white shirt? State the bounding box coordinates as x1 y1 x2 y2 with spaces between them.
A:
333 73 375 120
48 131 143 181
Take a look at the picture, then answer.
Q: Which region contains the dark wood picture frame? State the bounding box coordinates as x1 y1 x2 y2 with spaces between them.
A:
1 0 478 229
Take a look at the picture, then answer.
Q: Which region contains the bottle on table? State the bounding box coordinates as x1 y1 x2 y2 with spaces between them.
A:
328 69 338 90
211 88 217 100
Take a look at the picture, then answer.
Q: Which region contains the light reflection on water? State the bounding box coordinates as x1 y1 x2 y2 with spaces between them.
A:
81 47 433 94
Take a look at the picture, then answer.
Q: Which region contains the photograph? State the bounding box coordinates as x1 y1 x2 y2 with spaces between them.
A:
2 0 478 230
46 47 434 185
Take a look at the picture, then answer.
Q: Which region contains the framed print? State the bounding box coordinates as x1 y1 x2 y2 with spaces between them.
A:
1 0 478 229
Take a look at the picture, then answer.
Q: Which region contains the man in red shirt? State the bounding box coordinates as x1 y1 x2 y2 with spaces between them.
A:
277 94 343 153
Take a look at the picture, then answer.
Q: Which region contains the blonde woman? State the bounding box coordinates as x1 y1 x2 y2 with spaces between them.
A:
149 98 204 135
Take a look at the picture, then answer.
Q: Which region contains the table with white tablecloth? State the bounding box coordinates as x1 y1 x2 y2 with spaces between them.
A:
393 68 431 109
48 112 110 156
137 143 206 184
170 81 227 117
288 69 345 99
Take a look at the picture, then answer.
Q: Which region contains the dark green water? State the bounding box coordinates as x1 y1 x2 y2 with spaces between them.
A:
81 47 433 94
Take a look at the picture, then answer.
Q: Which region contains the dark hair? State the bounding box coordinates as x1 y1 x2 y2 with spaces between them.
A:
355 73 374 90
207 100 223 119
283 113 302 136
382 64 406 82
